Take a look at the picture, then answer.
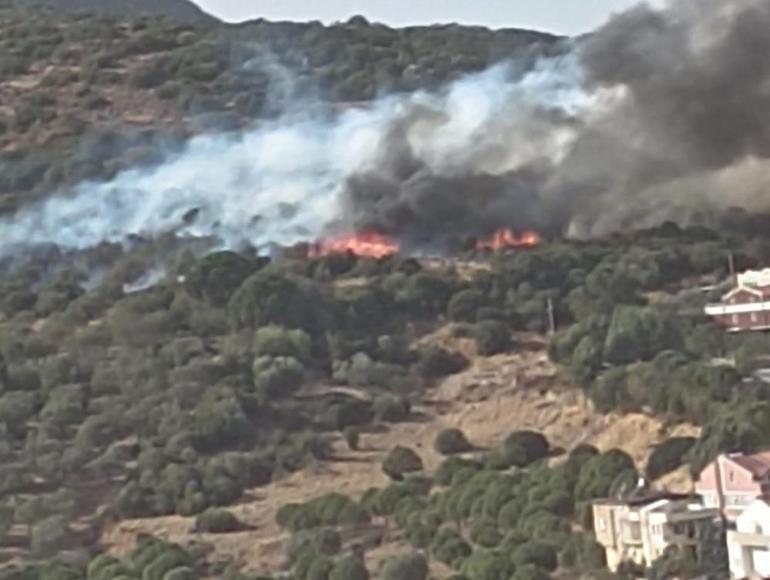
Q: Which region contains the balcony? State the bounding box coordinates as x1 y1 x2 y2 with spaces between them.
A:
728 530 770 548
704 301 770 316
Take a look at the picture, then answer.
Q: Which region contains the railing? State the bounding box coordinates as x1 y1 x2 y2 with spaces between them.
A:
704 301 770 315
728 530 770 548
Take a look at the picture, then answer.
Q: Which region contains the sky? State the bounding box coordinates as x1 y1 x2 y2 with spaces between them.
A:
193 0 657 36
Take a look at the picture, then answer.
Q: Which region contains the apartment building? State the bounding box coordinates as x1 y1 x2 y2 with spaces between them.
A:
727 498 770 579
593 492 720 572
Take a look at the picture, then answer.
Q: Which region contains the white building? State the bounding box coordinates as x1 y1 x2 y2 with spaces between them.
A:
727 498 770 579
593 492 720 572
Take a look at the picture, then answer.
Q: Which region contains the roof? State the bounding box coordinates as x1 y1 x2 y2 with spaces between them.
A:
593 492 692 508
728 450 770 479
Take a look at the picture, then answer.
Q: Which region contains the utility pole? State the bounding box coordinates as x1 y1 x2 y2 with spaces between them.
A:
546 297 556 336
728 252 736 278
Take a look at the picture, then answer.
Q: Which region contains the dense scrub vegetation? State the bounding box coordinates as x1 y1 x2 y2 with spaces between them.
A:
0 211 768 571
2 533 270 579
273 431 721 580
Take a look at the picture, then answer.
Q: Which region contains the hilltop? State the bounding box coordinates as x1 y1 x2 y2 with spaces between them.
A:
16 0 219 23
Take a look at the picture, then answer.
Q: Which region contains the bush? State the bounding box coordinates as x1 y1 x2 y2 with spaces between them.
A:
253 356 305 399
474 321 511 356
511 565 550 580
162 568 196 580
194 508 240 533
646 437 696 481
382 446 423 481
414 346 468 378
379 552 428 580
448 289 485 322
344 427 360 451
431 528 472 568
30 515 69 556
512 542 558 572
435 457 482 486
253 325 312 362
434 428 473 455
461 549 514 580
372 395 410 422
500 431 550 468
329 556 369 580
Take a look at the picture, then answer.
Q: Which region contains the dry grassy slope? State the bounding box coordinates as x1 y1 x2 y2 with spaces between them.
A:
103 332 699 577
0 52 186 153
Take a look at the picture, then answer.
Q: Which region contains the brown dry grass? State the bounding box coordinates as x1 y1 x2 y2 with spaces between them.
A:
102 332 698 576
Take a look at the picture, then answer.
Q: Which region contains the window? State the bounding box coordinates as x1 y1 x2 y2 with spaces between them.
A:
752 312 759 323
596 518 606 531
729 470 735 483
732 314 739 325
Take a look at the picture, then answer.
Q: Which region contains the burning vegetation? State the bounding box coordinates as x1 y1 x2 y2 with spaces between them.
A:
476 228 543 252
308 231 400 259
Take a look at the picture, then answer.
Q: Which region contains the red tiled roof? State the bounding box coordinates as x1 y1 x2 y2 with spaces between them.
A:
730 450 770 479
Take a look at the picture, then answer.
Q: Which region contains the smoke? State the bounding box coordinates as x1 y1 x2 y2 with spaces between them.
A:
3 0 770 256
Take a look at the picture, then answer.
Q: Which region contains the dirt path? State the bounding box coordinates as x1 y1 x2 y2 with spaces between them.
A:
103 337 698 575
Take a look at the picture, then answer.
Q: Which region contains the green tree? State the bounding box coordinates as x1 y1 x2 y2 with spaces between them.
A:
253 325 312 362
253 356 305 399
435 428 473 455
329 555 369 580
382 446 423 481
194 508 240 533
474 321 511 356
379 552 428 580
185 251 261 307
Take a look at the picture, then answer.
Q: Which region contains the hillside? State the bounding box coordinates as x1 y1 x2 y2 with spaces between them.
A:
1 3 770 580
0 0 561 215
16 0 219 23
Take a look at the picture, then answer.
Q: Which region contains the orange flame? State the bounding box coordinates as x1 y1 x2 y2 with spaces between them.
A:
309 232 399 259
476 228 542 251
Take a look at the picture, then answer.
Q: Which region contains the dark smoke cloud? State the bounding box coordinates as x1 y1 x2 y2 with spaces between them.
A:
341 0 770 241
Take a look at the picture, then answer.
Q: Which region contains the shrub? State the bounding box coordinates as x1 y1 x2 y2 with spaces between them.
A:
448 289 485 322
372 395 410 422
474 321 512 356
431 528 472 568
511 565 550 580
194 508 240 533
253 356 305 399
306 557 335 580
512 542 558 572
500 431 550 468
382 447 423 481
30 515 69 556
344 427 360 450
469 519 502 548
414 346 468 378
461 549 514 580
434 428 473 455
435 457 482 486
253 325 312 362
162 568 196 580
329 555 369 580
646 437 696 481
379 552 428 580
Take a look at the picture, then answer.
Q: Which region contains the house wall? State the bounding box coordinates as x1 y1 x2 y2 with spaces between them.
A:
706 287 770 331
696 457 765 519
727 500 770 579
